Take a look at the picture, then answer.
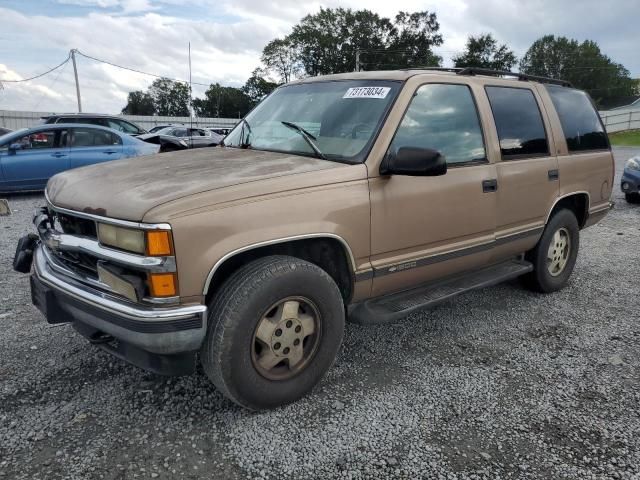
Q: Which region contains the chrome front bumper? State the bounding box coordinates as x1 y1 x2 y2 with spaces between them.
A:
32 244 207 354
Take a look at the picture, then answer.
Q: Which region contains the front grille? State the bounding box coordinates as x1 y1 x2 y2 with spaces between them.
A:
53 249 100 278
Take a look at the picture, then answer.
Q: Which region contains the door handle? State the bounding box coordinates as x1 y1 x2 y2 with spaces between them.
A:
51 153 67 158
548 169 559 181
103 150 118 154
482 179 498 193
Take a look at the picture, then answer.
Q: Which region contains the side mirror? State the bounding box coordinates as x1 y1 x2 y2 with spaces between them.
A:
8 143 23 154
380 146 447 177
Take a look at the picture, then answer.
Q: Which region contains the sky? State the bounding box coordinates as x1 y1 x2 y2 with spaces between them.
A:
0 0 638 114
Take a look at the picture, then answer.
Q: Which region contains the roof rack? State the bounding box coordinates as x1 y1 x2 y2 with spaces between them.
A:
456 67 572 87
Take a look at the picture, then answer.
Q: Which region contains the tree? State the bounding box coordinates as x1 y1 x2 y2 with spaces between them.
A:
261 39 301 83
520 35 635 107
242 68 278 105
453 34 517 70
148 78 191 116
192 83 253 118
385 11 443 69
270 8 443 77
121 91 155 115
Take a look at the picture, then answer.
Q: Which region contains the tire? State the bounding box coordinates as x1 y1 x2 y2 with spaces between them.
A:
201 255 345 410
522 209 579 293
625 192 640 204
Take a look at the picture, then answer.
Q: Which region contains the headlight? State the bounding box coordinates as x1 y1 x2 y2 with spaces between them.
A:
98 224 145 254
626 157 640 171
98 224 173 256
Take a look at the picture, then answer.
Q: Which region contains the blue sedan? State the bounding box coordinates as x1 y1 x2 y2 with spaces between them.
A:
621 156 640 203
0 124 160 193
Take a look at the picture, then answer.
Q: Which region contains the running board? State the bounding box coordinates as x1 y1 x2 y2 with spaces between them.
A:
349 259 533 325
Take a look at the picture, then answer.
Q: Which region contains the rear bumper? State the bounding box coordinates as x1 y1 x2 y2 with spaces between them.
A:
31 244 207 357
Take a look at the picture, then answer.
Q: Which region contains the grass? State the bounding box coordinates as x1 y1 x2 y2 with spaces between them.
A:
609 130 640 146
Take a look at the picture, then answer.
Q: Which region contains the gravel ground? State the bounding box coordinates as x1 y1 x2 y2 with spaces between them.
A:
1 148 639 480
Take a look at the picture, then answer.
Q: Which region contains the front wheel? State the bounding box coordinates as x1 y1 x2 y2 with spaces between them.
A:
201 255 345 410
522 209 579 293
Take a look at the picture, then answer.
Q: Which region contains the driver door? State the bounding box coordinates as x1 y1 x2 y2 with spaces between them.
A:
369 82 498 296
0 128 69 191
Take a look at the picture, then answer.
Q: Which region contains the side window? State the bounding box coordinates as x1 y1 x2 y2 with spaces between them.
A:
389 83 486 165
546 86 608 152
173 128 188 137
485 86 549 159
70 128 122 147
56 117 79 124
12 130 59 150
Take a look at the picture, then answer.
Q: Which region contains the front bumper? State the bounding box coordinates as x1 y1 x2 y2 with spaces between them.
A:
621 168 640 194
32 244 207 354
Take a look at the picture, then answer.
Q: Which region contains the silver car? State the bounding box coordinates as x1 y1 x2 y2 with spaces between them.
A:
154 126 220 148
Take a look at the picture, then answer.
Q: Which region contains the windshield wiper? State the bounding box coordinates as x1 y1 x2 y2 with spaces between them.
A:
281 121 326 160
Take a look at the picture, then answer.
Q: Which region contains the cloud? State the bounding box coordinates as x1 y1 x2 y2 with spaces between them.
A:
2 0 639 114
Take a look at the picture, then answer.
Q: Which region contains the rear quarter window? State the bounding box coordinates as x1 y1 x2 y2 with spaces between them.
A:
546 86 609 152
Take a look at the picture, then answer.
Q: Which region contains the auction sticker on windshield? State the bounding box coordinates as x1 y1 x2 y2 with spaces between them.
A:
343 87 391 99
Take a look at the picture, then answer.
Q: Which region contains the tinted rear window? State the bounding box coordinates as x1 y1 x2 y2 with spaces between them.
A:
486 86 549 158
546 86 608 152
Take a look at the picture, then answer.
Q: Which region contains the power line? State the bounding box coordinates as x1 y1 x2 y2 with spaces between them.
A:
0 53 71 83
32 58 69 110
75 49 212 87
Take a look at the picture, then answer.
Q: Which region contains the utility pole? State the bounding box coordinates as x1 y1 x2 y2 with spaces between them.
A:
355 49 361 72
71 49 82 112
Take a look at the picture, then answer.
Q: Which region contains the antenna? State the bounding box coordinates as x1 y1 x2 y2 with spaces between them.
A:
189 42 193 148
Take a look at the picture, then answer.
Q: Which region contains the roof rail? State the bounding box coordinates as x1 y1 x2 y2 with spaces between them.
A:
456 67 572 87
400 67 464 73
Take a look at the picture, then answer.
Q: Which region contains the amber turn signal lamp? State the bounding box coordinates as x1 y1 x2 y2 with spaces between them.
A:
146 231 173 256
149 273 177 297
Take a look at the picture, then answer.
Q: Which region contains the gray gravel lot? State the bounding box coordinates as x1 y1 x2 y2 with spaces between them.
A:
1 148 639 480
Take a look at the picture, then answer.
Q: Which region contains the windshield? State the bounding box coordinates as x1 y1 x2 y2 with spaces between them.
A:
223 80 401 163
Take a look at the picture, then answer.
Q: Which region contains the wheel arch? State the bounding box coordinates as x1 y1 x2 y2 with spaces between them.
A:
546 191 590 229
203 234 356 304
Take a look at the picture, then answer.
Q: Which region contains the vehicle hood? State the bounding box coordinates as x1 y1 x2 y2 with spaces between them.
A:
46 147 351 221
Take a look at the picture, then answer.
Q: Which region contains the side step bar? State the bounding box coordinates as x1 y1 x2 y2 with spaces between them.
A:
349 259 533 325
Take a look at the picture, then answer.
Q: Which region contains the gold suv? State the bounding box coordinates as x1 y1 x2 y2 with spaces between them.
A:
15 68 614 410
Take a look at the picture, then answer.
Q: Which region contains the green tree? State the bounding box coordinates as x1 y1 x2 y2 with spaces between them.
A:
193 83 253 118
274 7 442 77
453 33 517 70
242 68 278 105
148 78 191 116
261 39 301 83
121 90 155 115
520 35 635 107
384 11 443 69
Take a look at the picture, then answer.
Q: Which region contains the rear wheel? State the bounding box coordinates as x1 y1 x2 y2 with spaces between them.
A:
522 209 579 293
201 255 345 410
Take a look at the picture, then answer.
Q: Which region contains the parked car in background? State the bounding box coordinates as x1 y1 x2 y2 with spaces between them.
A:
203 128 225 144
148 124 177 133
136 131 189 152
41 114 147 136
621 156 640 203
153 126 220 148
0 124 159 193
0 127 12 136
206 127 231 136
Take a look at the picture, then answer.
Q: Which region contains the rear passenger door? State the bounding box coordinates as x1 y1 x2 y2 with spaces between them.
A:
68 127 124 168
484 85 559 261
